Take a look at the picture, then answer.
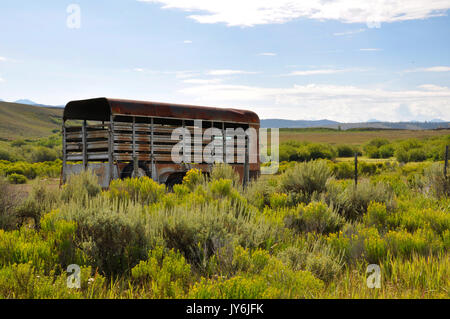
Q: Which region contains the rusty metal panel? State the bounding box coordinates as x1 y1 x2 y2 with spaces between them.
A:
64 98 260 125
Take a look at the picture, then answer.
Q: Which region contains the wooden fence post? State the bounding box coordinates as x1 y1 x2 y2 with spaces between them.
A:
354 152 358 188
82 120 87 170
62 120 66 184
444 145 448 179
244 134 250 187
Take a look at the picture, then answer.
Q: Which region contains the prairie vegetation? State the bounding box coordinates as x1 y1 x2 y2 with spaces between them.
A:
0 101 62 140
278 134 450 162
0 131 448 298
0 156 448 298
0 134 62 184
279 127 450 145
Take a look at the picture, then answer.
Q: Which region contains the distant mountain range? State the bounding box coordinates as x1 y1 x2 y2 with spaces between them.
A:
12 99 64 108
260 119 449 130
1 99 449 134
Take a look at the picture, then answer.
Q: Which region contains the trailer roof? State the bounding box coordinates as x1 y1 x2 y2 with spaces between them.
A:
64 97 259 124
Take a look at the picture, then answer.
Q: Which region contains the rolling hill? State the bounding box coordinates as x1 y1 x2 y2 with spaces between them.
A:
0 101 63 140
0 99 448 141
260 119 450 130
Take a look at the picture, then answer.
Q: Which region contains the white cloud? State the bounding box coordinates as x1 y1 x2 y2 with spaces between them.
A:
178 82 450 121
285 69 348 76
0 77 4 82
0 56 6 62
406 66 450 73
173 71 199 78
183 40 193 44
359 48 382 51
333 28 366 36
259 52 277 56
130 68 200 78
206 69 258 76
418 84 449 91
140 0 450 27
183 78 223 84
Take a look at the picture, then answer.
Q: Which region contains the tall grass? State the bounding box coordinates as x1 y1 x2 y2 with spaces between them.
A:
0 162 448 299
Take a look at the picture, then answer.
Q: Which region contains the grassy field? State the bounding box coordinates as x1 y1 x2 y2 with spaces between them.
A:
0 101 63 140
0 159 448 299
279 128 450 144
0 114 449 299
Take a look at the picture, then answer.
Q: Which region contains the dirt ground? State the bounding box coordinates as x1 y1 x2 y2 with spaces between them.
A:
10 178 61 195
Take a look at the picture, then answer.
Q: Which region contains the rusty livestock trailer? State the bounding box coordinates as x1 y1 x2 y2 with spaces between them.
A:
62 98 260 188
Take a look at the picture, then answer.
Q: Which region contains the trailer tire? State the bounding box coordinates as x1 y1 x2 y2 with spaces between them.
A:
120 162 149 179
165 173 185 190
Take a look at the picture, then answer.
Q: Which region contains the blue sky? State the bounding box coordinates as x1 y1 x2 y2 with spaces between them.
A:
0 0 449 122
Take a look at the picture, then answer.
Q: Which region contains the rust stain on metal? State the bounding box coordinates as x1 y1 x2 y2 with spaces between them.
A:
64 97 260 124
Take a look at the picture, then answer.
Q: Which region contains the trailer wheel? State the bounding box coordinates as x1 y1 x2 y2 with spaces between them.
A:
120 162 149 179
165 173 185 190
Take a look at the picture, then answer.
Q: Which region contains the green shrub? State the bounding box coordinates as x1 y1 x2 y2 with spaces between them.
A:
284 202 345 235
10 140 26 147
363 202 388 231
5 163 37 179
394 139 429 163
30 147 59 163
379 144 395 158
367 138 390 148
189 253 324 299
0 177 22 230
332 162 354 179
160 201 277 272
278 240 344 283
131 247 191 298
182 168 205 191
209 178 233 198
108 176 166 205
279 143 299 162
279 142 336 162
387 207 449 235
371 173 409 197
0 148 16 161
408 148 427 162
210 163 240 186
326 179 396 220
0 263 105 298
358 162 377 176
304 245 343 283
365 145 380 158
279 160 332 196
269 193 288 210
364 139 392 159
7 173 27 184
422 162 449 198
61 170 102 203
0 216 81 273
395 148 409 163
337 145 356 158
381 254 449 296
15 182 59 228
54 197 149 276
244 177 277 210
385 228 443 258
307 143 336 160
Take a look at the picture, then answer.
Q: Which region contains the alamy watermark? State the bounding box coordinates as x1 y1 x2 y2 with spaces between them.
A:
169 120 279 174
366 264 381 289
67 264 81 289
66 4 81 29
